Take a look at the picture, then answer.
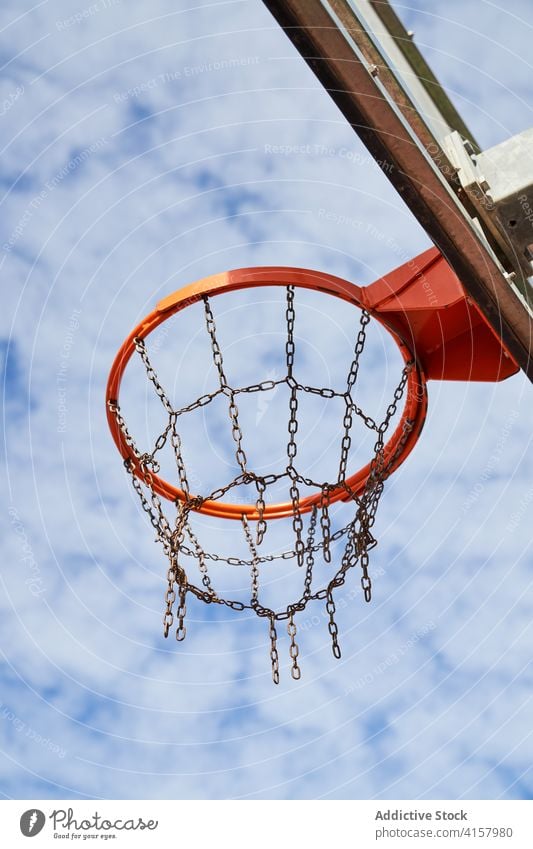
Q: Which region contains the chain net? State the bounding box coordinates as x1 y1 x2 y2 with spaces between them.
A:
108 286 414 683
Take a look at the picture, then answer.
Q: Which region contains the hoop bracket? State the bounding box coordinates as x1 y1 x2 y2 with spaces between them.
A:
364 248 518 381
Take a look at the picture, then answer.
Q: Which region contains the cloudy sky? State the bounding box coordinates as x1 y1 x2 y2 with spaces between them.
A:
1 0 532 800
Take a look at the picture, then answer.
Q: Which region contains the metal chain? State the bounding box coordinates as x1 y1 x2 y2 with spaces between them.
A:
176 520 351 566
241 515 260 606
297 383 378 430
287 613 301 680
347 310 370 391
108 401 144 460
353 361 412 601
186 524 218 600
360 548 372 603
203 297 228 386
168 505 189 639
163 559 176 639
255 478 267 546
176 582 187 641
127 463 170 542
284 289 305 568
303 506 317 599
235 378 286 395
203 296 248 473
338 395 354 484
206 470 285 505
269 615 280 685
285 285 296 378
326 589 341 659
133 338 175 414
290 480 305 567
320 485 332 563
227 388 248 473
287 386 299 463
116 291 416 681
170 414 191 498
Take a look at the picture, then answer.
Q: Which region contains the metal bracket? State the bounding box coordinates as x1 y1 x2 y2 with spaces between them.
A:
444 129 533 292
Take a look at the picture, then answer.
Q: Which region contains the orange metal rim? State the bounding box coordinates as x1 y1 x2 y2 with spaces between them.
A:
106 266 428 519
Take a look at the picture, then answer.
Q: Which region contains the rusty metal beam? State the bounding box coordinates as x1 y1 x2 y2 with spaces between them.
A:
368 0 480 149
261 0 532 381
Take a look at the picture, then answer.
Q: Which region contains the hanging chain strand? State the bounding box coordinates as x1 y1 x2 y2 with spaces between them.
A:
163 560 176 639
116 290 416 681
320 485 332 563
203 296 248 473
326 588 341 659
287 613 301 680
338 310 371 484
242 514 260 606
176 581 187 641
133 337 175 414
170 414 191 499
285 285 296 379
169 504 189 640
303 506 318 599
186 524 217 600
347 310 370 391
255 478 267 546
108 401 144 461
285 286 305 567
353 360 412 602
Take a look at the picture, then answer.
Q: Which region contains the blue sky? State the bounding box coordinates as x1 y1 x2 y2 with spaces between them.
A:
1 0 532 800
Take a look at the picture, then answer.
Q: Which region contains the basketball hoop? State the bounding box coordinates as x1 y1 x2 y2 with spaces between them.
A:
106 250 516 683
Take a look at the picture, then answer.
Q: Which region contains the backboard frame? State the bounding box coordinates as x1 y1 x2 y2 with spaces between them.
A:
262 0 532 381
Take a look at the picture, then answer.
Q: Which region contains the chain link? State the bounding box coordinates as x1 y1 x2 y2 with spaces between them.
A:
176 519 351 566
108 400 144 459
290 481 305 567
285 285 296 377
186 524 217 600
287 384 299 462
203 296 248 473
203 297 227 386
320 485 332 563
163 560 176 639
176 582 187 641
347 310 370 391
255 478 267 546
170 414 191 498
